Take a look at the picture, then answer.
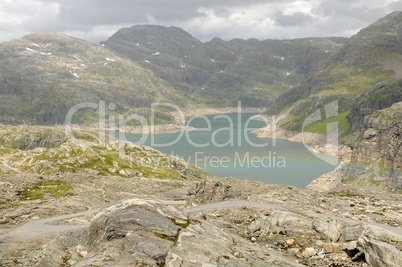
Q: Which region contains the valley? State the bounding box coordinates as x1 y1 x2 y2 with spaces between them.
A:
0 10 401 267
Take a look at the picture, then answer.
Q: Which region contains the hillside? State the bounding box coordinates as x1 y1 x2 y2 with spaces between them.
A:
272 12 402 136
1 15 402 266
0 124 204 179
1 125 402 266
103 25 347 107
0 34 188 125
1 15 400 130
309 101 402 192
0 126 402 267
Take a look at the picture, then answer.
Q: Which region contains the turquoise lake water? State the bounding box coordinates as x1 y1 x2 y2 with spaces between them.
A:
115 113 339 188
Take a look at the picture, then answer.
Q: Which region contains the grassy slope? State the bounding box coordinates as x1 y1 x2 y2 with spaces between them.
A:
0 124 206 180
276 12 402 138
0 33 191 125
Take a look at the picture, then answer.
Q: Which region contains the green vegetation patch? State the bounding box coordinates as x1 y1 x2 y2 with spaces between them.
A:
18 179 73 201
378 159 387 177
302 111 351 137
319 64 394 97
279 94 352 132
72 132 98 143
127 108 176 125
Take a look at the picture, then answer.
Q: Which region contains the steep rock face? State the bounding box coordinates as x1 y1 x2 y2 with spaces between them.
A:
348 79 402 133
351 102 402 189
352 102 402 169
0 127 66 150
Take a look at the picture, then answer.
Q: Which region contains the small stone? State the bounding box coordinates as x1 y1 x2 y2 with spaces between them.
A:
118 169 128 176
234 252 244 258
325 245 337 254
76 245 87 257
316 240 325 247
108 168 117 173
363 128 377 139
316 249 327 259
251 237 257 242
286 238 295 246
175 219 188 225
303 247 317 257
288 248 300 254
347 241 358 251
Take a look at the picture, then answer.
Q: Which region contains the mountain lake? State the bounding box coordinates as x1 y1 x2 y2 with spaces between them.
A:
113 113 339 188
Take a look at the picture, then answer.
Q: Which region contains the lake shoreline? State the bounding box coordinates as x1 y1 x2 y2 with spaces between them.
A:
112 113 338 188
251 122 352 191
67 107 266 135
69 109 348 190
251 124 352 162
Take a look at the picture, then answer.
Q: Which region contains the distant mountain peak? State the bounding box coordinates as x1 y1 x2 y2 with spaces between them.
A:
350 11 402 49
106 24 201 45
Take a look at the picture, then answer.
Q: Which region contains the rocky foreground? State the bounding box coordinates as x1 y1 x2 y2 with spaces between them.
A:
0 124 401 266
1 173 402 267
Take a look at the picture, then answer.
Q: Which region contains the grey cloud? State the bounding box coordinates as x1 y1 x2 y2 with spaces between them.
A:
273 12 314 27
22 0 295 38
314 1 389 23
309 0 397 37
389 1 402 11
36 0 286 27
0 0 399 43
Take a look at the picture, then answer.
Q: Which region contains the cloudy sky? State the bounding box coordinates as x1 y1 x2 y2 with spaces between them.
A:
0 0 401 43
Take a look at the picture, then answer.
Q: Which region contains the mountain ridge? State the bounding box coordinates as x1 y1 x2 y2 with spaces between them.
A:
0 33 189 125
103 25 347 107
